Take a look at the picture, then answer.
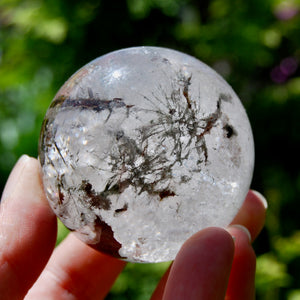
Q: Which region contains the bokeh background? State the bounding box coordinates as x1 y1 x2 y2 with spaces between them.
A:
0 0 299 299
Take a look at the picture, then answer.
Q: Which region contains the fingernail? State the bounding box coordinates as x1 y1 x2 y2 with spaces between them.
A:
1 155 31 202
251 190 268 209
227 224 252 243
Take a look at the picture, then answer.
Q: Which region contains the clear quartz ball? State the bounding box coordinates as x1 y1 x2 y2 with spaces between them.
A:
39 47 254 263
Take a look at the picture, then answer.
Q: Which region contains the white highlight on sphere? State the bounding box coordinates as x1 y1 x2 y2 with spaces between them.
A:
39 47 254 263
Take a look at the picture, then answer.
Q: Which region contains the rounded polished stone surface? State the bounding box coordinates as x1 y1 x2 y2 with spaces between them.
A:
39 47 254 263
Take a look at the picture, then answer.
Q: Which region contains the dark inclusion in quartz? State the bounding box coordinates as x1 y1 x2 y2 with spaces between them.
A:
39 47 254 263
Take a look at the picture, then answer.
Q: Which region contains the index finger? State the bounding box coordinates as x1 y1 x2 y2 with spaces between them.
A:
230 190 267 241
151 189 267 299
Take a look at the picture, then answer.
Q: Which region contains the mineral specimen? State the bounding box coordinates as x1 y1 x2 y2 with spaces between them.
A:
39 47 254 263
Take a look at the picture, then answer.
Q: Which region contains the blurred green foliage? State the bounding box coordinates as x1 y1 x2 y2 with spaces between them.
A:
0 0 300 299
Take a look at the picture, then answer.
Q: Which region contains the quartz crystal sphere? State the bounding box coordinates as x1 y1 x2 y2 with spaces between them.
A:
39 47 254 263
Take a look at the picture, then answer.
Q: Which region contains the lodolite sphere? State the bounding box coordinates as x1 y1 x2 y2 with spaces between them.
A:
39 47 254 263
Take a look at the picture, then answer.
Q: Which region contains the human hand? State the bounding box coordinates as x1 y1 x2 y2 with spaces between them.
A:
0 155 267 299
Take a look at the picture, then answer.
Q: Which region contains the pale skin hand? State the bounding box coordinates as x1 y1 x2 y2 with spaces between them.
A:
0 155 267 300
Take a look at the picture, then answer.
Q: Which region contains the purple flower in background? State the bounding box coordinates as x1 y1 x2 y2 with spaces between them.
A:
271 57 298 83
274 3 299 20
280 57 298 75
